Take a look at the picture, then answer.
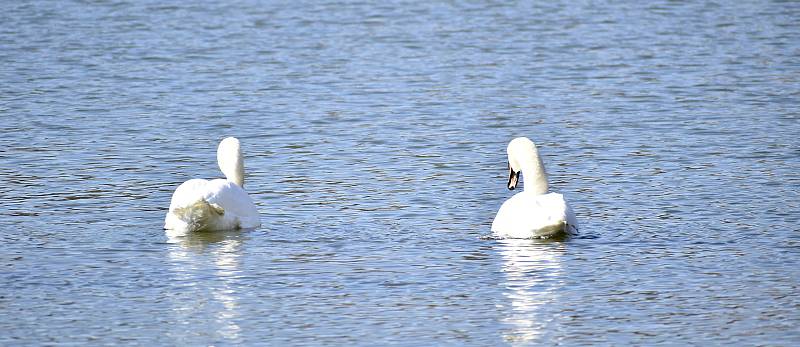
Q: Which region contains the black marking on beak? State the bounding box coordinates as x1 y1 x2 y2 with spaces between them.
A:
507 162 519 190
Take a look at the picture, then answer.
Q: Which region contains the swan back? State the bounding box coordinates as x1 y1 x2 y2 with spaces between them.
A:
507 137 548 195
492 192 577 238
217 137 244 187
165 178 260 233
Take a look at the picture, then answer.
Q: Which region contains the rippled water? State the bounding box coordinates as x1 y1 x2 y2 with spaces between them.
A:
2 0 799 345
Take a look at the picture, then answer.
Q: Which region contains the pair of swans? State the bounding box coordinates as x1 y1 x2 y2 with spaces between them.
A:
165 137 577 238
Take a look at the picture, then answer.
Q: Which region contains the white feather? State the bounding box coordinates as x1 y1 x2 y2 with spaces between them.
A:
164 137 260 233
492 137 578 238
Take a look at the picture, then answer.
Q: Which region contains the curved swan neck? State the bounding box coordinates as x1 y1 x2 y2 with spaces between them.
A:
217 137 245 187
508 137 549 195
519 156 548 195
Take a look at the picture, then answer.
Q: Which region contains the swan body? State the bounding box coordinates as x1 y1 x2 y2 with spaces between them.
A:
164 137 260 233
491 137 578 238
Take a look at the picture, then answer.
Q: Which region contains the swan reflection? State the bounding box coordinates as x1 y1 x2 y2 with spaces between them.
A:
498 238 565 344
165 229 246 342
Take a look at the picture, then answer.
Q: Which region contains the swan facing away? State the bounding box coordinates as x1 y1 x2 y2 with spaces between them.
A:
491 137 578 238
164 137 260 233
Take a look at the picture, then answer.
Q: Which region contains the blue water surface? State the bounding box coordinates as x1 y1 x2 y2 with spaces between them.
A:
1 1 799 345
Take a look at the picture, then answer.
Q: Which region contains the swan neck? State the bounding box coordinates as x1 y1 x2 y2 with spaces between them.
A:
217 140 245 188
224 159 244 187
228 165 244 187
520 158 548 195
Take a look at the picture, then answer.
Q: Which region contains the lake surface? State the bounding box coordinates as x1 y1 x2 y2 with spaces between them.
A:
2 0 799 345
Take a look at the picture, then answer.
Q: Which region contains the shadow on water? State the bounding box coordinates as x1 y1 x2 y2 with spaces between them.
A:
165 228 251 250
480 229 581 242
496 238 566 345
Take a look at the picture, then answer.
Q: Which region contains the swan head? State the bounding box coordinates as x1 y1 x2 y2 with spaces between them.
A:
217 137 245 187
506 137 548 194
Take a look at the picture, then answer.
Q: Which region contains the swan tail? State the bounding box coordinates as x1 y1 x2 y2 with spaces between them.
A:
532 218 569 238
168 199 225 232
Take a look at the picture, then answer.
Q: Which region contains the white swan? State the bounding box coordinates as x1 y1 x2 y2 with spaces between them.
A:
491 137 578 238
164 137 260 233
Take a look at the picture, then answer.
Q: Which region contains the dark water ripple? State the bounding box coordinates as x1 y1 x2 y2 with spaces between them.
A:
1 0 799 345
